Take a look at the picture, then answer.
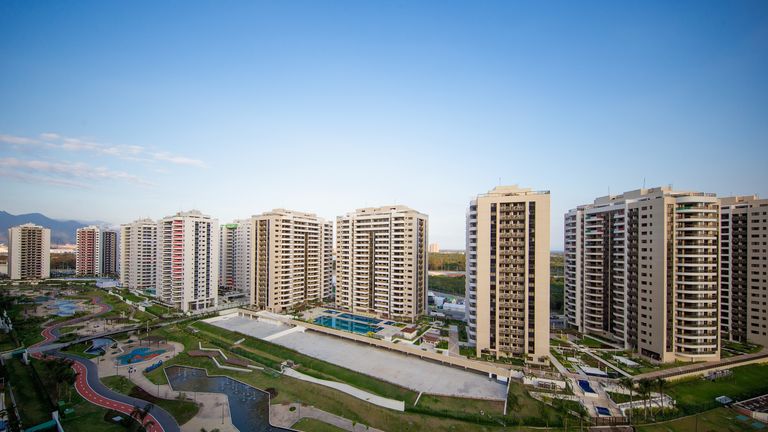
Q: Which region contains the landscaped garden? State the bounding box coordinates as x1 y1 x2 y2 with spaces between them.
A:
102 375 199 425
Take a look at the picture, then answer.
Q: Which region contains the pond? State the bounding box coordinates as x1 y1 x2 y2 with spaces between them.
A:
165 366 293 432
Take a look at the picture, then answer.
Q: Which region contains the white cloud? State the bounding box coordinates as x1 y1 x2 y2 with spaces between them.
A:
0 132 206 168
0 157 154 188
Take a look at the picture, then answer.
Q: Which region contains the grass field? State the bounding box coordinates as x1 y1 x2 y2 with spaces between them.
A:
101 375 199 425
142 321 569 431
292 417 347 432
666 363 768 414
5 358 52 426
636 407 760 432
428 275 465 296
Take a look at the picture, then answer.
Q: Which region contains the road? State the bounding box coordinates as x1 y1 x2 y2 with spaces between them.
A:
28 295 181 432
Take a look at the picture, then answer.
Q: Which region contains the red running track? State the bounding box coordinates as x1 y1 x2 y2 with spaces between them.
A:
29 296 167 432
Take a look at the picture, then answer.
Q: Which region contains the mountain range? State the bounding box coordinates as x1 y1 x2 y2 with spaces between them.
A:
0 211 108 245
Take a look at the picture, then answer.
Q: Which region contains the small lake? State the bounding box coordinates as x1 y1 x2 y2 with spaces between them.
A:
165 366 293 432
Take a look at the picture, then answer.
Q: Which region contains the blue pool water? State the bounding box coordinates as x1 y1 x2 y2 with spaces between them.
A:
314 316 382 334
578 380 596 394
55 300 78 317
117 347 166 365
595 406 610 416
337 312 382 325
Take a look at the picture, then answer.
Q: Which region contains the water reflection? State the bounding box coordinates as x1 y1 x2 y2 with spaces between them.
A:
165 366 293 432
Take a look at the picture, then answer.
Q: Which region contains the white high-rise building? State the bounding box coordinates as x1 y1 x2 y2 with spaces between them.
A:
565 187 720 363
8 223 51 280
720 195 768 347
120 218 157 293
466 186 550 363
219 220 251 301
251 209 333 312
157 210 219 312
336 205 428 322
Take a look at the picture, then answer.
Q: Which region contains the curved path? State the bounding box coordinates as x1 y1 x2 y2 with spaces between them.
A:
29 296 180 432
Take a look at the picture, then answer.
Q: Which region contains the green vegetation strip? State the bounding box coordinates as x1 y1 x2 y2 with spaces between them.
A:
101 375 199 425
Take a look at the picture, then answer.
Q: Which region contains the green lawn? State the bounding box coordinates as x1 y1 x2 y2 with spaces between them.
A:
575 336 608 348
4 358 52 426
101 375 199 425
428 275 465 296
118 289 145 303
292 417 347 432
667 363 768 414
637 407 758 432
144 322 566 431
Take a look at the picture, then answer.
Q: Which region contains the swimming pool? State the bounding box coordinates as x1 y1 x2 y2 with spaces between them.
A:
117 347 166 365
85 337 115 355
314 316 382 334
337 312 382 325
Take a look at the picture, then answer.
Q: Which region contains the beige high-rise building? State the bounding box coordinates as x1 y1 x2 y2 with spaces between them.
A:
336 205 428 323
157 210 219 312
720 196 768 347
8 223 50 280
466 186 550 363
565 187 720 363
76 225 101 276
251 209 333 312
120 218 157 292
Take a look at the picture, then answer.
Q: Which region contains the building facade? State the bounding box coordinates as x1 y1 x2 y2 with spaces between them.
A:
251 209 333 312
157 210 219 312
466 186 550 363
336 205 428 322
101 230 118 276
219 220 251 301
720 196 768 347
76 225 101 276
8 223 51 280
120 218 157 293
565 187 720 362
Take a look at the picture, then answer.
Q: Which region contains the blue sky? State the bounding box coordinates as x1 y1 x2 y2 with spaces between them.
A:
1 1 766 249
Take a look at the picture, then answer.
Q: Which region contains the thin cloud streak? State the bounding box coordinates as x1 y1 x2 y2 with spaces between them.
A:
0 132 206 167
0 157 154 187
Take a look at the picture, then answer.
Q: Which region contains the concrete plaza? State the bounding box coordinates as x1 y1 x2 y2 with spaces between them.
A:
208 315 507 401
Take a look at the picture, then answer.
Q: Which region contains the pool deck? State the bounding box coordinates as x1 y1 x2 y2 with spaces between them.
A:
206 314 508 401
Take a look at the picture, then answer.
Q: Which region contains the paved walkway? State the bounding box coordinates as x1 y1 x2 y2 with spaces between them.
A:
633 347 768 381
271 403 384 432
448 325 460 357
283 368 405 411
29 296 180 432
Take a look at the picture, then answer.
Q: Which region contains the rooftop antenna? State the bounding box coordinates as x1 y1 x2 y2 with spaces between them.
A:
498 177 501 186
643 177 646 189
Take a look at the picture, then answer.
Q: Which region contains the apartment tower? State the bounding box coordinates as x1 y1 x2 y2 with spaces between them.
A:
76 225 101 276
565 187 720 362
720 196 768 346
120 218 157 293
466 186 550 363
8 223 51 280
336 205 428 322
251 209 332 312
101 230 118 276
157 210 219 312
219 220 252 300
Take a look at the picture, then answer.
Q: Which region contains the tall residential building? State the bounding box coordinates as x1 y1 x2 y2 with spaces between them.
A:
157 210 219 312
720 196 768 346
120 218 157 293
76 225 101 276
336 205 428 322
466 186 550 363
429 243 440 253
219 220 251 300
251 210 332 312
565 187 720 363
101 230 118 276
8 223 51 280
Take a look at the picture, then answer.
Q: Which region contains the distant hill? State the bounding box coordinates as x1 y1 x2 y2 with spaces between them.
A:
0 211 107 245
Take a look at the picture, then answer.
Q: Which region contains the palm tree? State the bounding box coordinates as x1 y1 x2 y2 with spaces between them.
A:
619 377 635 425
656 377 666 415
637 378 653 421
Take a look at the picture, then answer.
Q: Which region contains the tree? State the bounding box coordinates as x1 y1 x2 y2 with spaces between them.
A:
129 403 155 432
619 377 635 425
637 378 653 421
656 377 666 415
